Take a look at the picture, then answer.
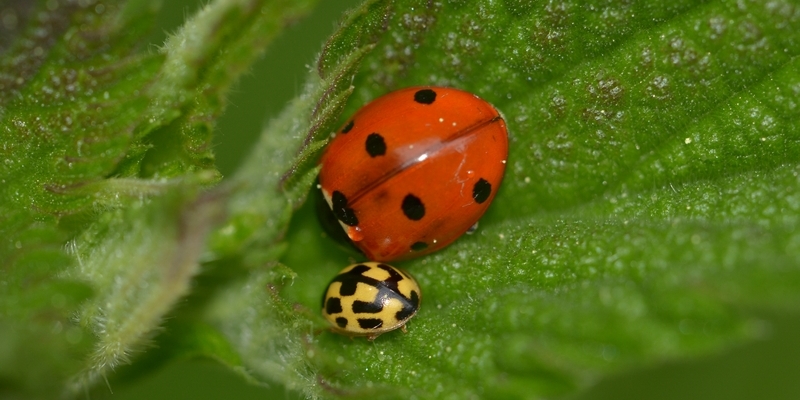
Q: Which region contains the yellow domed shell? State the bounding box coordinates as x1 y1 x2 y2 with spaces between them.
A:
322 262 421 340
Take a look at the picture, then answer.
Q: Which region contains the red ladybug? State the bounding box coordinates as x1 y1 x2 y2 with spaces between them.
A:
318 87 508 262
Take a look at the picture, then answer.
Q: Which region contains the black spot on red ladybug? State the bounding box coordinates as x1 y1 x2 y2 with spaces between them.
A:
331 190 359 226
411 241 428 251
341 120 354 133
353 300 383 313
396 290 419 320
336 317 348 328
358 318 383 329
473 178 492 204
414 89 437 104
326 297 343 314
366 133 386 157
401 194 425 220
316 186 361 254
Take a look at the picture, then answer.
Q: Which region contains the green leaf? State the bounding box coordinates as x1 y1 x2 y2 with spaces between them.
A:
1 0 318 397
65 0 322 393
5 0 800 398
66 181 226 392
209 0 800 398
1 1 159 214
0 2 161 397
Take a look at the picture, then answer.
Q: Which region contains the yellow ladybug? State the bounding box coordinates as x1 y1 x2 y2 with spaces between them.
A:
322 262 421 340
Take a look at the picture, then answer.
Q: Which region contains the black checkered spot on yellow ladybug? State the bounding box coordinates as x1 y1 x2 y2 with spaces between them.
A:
322 262 421 340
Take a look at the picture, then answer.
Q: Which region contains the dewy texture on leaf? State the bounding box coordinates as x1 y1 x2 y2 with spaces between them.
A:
0 0 319 397
0 1 160 215
0 2 162 397
230 0 800 399
3 0 799 398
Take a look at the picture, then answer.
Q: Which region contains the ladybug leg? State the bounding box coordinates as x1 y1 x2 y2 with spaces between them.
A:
401 324 408 334
367 333 382 341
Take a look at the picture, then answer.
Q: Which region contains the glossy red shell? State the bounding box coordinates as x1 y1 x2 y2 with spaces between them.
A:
318 86 508 262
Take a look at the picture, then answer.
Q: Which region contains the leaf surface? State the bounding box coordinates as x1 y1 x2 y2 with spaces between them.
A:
212 0 800 398
0 0 318 396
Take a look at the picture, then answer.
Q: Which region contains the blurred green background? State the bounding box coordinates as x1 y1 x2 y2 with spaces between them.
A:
104 1 800 399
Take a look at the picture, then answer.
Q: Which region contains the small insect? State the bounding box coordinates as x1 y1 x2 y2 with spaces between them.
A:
318 86 509 261
322 262 421 340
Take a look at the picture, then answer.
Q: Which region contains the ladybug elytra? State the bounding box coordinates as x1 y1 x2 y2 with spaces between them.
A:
318 86 508 261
